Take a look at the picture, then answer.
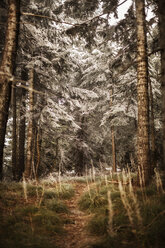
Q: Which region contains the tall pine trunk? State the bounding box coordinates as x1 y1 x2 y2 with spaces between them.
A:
0 0 20 180
24 69 34 179
17 71 27 180
11 83 17 180
110 89 116 172
135 0 150 185
149 78 156 174
75 116 86 176
158 0 165 169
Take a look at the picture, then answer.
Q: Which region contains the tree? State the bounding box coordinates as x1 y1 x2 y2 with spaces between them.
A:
157 0 165 169
110 88 116 172
0 0 162 180
149 77 156 174
11 81 17 180
24 69 34 179
0 0 20 180
135 0 150 184
17 69 27 180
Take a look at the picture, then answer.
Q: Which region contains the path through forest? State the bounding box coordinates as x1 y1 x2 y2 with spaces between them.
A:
55 182 100 248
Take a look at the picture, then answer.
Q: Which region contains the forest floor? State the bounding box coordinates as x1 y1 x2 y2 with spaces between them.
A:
55 182 101 248
0 174 165 248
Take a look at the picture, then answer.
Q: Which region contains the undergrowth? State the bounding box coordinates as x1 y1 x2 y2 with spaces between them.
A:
78 172 165 248
0 180 74 248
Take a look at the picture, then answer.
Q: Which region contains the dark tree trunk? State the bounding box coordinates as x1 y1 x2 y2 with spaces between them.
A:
135 0 150 185
17 71 27 180
149 78 156 174
0 0 20 180
158 0 165 169
11 83 17 180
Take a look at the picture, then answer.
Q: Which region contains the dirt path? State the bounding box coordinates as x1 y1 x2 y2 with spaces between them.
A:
55 182 100 248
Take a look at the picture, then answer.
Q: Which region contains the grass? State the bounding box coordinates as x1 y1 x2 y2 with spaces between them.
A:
0 180 74 248
44 184 74 200
44 199 69 213
1 171 165 248
78 172 165 248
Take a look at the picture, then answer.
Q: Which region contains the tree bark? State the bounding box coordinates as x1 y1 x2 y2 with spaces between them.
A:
158 0 165 169
110 89 116 172
0 0 20 180
11 82 17 180
24 69 34 179
17 71 26 180
149 78 156 174
75 116 86 176
135 0 150 185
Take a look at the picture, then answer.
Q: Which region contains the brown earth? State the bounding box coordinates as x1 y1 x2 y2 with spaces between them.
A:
55 182 100 248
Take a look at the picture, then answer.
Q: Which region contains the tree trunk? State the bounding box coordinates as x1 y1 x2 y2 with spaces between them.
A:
35 128 41 179
135 0 150 185
75 116 86 176
158 0 165 169
0 0 20 180
110 89 116 172
149 78 156 174
11 82 17 180
24 69 34 179
17 71 27 180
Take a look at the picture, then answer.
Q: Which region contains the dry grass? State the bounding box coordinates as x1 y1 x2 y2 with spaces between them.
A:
78 170 165 248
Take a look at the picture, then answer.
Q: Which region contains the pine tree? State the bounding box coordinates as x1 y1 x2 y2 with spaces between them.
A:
24 69 34 179
11 81 17 180
157 0 165 169
135 0 150 184
0 0 20 180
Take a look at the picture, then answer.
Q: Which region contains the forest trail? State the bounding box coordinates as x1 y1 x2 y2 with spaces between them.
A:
55 182 100 248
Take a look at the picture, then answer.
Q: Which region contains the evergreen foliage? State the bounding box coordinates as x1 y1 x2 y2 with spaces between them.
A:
0 0 162 178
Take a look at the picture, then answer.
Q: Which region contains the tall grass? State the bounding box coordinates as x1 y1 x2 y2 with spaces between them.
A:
0 179 74 248
79 169 165 248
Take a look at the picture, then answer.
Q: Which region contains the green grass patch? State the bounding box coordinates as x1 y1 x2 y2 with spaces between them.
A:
45 199 69 213
58 184 75 199
43 183 74 200
87 214 108 235
0 181 73 248
78 176 165 248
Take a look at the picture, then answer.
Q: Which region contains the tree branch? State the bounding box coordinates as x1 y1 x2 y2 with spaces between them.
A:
21 12 77 26
148 48 162 56
21 0 129 27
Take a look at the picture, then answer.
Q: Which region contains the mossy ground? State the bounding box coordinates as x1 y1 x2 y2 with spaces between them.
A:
0 181 74 248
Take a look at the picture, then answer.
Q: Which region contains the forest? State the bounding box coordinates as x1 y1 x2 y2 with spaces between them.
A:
0 0 165 247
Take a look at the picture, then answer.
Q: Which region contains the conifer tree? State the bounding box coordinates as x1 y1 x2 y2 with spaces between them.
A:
157 0 165 168
11 81 17 180
135 0 150 184
0 0 20 180
24 69 34 179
